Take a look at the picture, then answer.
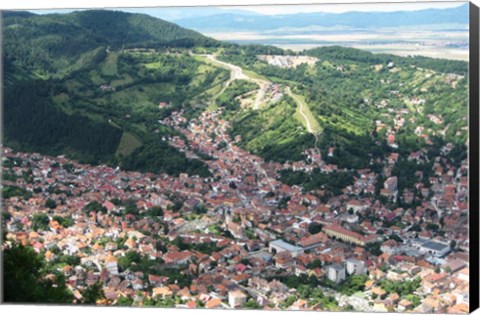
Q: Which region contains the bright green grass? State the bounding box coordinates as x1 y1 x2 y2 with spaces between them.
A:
321 60 335 69
197 64 212 74
319 114 365 136
203 84 223 97
191 64 218 87
352 292 365 299
193 55 230 71
108 83 175 105
144 61 163 69
115 131 143 157
289 91 322 134
244 69 270 82
101 52 119 76
111 74 134 88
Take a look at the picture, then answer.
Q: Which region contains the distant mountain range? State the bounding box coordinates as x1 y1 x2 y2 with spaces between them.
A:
121 7 261 21
174 3 469 32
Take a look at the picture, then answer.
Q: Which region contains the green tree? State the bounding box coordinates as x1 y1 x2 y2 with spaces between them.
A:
307 259 323 269
244 299 262 309
81 281 105 304
45 199 57 209
405 294 421 307
32 213 50 231
365 242 383 256
3 243 73 303
118 251 142 270
117 296 134 306
193 203 208 215
83 201 106 214
147 206 164 217
308 222 323 234
280 295 298 309
52 215 75 228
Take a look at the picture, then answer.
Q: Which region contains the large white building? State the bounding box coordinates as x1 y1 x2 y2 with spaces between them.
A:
228 290 247 308
327 264 346 283
344 258 365 275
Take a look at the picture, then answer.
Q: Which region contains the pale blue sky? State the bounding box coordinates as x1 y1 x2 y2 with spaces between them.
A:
226 2 466 14
25 1 467 21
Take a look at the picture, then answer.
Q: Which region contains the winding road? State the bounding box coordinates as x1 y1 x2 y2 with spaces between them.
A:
201 54 270 110
286 87 315 134
198 53 321 147
285 87 322 152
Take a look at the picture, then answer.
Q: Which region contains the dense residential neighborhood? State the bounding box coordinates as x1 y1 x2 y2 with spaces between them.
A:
1 101 469 312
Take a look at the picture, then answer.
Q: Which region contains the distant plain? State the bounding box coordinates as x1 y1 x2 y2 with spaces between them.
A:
205 24 469 61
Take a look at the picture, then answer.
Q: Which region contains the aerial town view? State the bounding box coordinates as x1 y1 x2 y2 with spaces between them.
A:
1 1 471 313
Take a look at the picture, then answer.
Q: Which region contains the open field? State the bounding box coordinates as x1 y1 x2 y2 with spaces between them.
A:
101 52 119 76
288 88 322 135
115 131 143 157
205 27 469 61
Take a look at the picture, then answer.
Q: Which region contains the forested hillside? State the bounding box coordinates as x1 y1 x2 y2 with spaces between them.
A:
3 10 468 179
2 10 220 77
219 45 468 170
2 10 227 176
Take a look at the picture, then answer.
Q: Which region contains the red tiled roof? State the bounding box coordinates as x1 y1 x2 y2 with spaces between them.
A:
324 224 377 243
163 251 193 264
298 232 326 247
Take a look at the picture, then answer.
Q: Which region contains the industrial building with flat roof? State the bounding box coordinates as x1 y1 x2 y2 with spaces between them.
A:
412 238 451 257
269 239 304 257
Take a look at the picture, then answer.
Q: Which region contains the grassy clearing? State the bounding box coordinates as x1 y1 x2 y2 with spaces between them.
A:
290 92 322 134
108 83 175 105
207 103 219 111
64 79 94 97
321 60 335 69
207 225 223 235
244 69 270 82
293 110 307 130
89 70 107 85
197 64 212 74
101 52 119 76
144 61 163 69
115 131 143 157
111 74 134 88
305 65 317 77
193 54 231 72
319 114 364 136
52 93 70 105
191 63 220 87
203 84 223 97
407 70 431 89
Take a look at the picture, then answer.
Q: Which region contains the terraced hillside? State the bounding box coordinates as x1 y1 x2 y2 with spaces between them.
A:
2 10 229 175
217 45 468 169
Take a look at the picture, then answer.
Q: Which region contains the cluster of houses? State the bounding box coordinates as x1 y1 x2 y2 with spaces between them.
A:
372 66 465 152
1 95 470 312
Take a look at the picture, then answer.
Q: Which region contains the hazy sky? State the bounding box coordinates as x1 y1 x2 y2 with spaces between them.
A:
22 0 468 19
223 2 465 15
